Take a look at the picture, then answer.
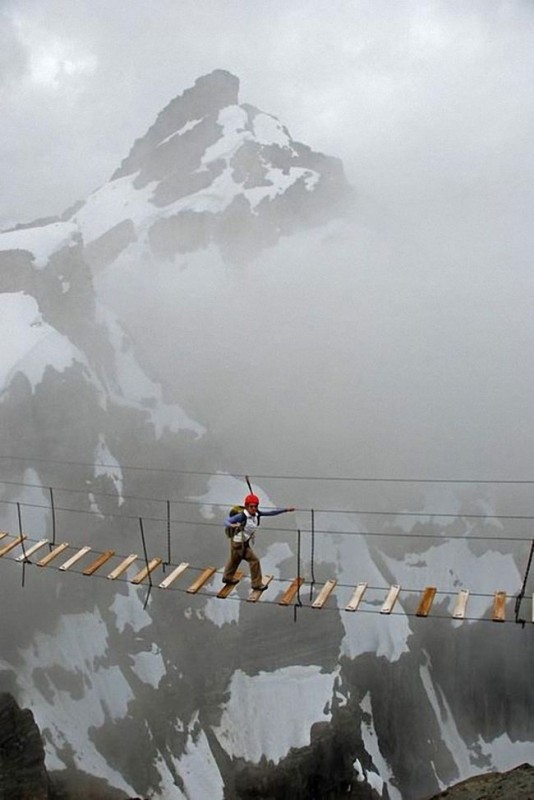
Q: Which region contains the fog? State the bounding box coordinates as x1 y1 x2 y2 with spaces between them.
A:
98 195 534 531
3 0 534 516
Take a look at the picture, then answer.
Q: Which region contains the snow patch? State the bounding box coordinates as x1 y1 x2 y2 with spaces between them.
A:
0 292 86 393
110 579 152 634
148 755 187 799
476 732 534 772
214 665 337 764
360 692 401 800
74 175 158 245
0 221 78 268
177 718 225 800
202 105 250 164
130 644 166 689
382 538 521 599
203 593 240 628
252 112 295 150
157 117 204 147
419 658 464 788
94 434 124 504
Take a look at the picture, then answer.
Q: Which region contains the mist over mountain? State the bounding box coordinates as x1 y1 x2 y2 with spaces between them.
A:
0 69 532 800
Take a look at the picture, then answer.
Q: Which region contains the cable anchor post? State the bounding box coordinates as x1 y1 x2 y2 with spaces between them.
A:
16 502 28 588
49 487 57 549
515 538 534 625
138 517 153 609
293 528 303 623
309 509 316 601
165 499 172 571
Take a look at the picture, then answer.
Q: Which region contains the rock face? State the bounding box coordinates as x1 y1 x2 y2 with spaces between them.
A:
0 692 50 799
427 762 534 800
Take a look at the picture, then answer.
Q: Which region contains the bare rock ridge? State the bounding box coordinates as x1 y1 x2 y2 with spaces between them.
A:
0 692 50 799
427 762 534 800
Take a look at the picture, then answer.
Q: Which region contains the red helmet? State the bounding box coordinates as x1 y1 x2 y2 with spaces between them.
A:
244 493 260 506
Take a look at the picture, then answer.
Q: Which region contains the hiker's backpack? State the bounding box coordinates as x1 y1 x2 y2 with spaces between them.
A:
225 505 244 538
224 505 260 538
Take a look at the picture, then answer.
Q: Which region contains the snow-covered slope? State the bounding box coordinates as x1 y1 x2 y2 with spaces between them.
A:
0 292 85 390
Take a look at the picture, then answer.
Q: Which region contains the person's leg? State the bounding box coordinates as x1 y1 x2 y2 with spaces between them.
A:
223 541 243 582
244 544 263 588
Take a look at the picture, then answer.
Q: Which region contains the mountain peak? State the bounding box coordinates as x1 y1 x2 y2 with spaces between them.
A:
75 70 350 264
112 69 239 181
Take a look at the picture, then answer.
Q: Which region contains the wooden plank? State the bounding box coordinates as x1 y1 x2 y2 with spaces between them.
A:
345 582 368 612
59 545 91 571
107 554 138 580
159 561 189 589
278 577 305 606
37 542 69 567
131 558 163 585
0 535 27 558
416 586 437 617
186 567 216 594
16 539 49 562
217 570 244 598
381 584 401 614
452 588 469 619
82 550 115 576
312 579 337 609
492 591 506 622
0 532 8 542
248 575 273 602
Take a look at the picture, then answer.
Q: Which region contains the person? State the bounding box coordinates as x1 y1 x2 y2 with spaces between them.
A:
223 493 295 590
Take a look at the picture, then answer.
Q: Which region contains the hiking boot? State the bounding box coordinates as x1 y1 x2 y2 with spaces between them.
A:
223 578 239 585
252 584 269 592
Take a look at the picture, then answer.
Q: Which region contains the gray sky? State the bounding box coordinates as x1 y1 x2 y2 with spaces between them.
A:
2 0 534 227
2 0 534 488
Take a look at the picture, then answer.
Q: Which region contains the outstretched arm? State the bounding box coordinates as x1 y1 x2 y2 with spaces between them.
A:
259 507 295 517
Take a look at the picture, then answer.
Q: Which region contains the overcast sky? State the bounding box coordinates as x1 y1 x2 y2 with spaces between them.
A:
2 0 534 228
2 0 534 494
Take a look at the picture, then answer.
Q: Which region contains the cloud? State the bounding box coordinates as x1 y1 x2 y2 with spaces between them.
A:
26 41 98 89
1 0 534 226
0 10 28 87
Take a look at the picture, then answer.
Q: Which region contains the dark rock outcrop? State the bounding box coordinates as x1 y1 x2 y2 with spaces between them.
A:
0 692 147 800
233 712 382 800
0 692 50 799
